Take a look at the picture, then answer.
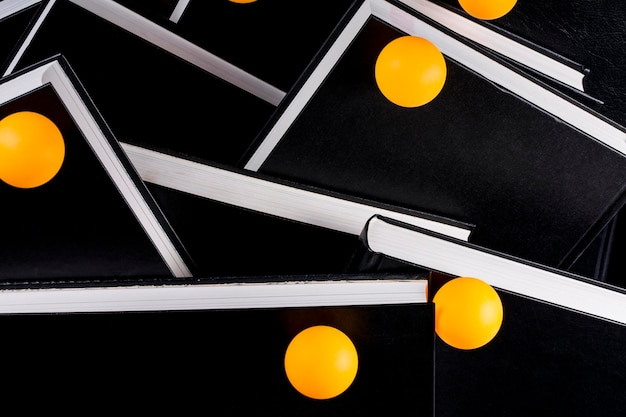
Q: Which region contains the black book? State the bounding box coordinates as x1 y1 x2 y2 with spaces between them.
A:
357 217 626 415
3 0 469 280
0 275 434 416
3 0 279 167
430 0 626 128
245 0 626 270
122 144 466 277
110 0 358 93
429 272 626 417
0 57 193 281
361 214 626 325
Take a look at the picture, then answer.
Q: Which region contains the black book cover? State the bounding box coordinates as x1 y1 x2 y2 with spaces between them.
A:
0 57 192 282
111 0 358 93
430 273 626 417
432 0 626 129
0 301 434 416
119 141 459 278
146 182 368 277
3 0 277 167
253 14 626 270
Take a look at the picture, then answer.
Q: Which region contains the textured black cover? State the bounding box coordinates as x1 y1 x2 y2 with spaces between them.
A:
0 58 189 281
432 0 626 129
4 0 277 166
256 16 626 270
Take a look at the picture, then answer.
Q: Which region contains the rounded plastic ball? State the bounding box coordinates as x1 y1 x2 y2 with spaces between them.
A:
458 0 517 20
375 35 447 108
0 111 65 188
433 277 503 350
284 325 358 400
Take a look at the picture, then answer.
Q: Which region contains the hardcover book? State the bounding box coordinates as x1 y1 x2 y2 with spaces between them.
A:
110 0 358 93
0 276 434 416
361 215 626 325
430 0 626 128
430 271 626 417
3 1 469 281
122 143 465 277
3 0 278 167
0 57 193 281
0 1 625 416
245 0 626 271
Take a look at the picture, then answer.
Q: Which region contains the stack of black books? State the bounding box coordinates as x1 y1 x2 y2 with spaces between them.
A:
1 1 625 415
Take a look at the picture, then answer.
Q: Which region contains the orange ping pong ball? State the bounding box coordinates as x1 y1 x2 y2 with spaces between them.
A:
458 0 517 20
284 325 358 400
433 277 503 350
0 111 65 188
375 35 447 108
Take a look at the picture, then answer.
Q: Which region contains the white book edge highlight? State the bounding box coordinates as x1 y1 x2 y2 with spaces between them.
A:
1 0 53 77
243 0 373 171
395 0 586 92
122 142 472 242
0 59 193 278
244 0 626 170
373 0 625 155
68 0 285 106
0 0 41 20
0 279 428 314
364 215 626 325
169 0 190 24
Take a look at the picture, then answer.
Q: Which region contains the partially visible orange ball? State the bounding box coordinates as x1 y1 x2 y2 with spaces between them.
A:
284 325 358 400
0 111 65 188
375 35 447 108
458 0 517 20
433 277 503 350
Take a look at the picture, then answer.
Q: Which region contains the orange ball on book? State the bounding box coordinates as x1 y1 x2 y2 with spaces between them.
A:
458 0 517 20
375 35 447 108
284 325 358 400
433 277 503 350
0 111 65 188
